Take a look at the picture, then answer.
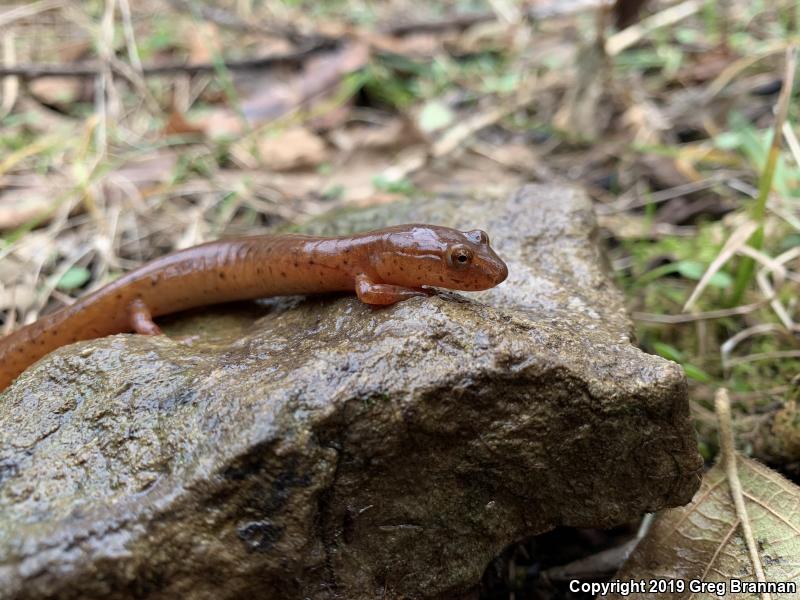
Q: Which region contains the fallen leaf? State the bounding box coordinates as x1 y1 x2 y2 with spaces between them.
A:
204 42 371 138
241 42 370 124
676 47 737 86
605 457 800 599
184 21 223 65
256 127 328 171
163 109 206 136
329 117 421 151
56 266 91 291
28 76 86 107
417 100 455 134
0 190 53 230
110 152 179 187
360 31 448 57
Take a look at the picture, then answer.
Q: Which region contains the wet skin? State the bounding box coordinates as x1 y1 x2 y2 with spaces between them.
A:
0 224 508 393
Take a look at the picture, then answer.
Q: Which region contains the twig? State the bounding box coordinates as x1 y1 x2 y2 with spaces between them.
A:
118 0 143 73
720 323 784 368
729 45 798 306
0 0 65 28
165 0 309 42
714 388 771 600
597 174 727 215
683 220 758 311
0 42 337 79
781 120 800 167
383 0 609 35
725 350 800 367
705 41 788 101
94 0 118 159
633 300 767 324
381 75 548 182
605 0 701 56
1 30 18 119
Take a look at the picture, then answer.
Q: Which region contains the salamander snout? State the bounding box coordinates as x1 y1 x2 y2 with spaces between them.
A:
374 224 508 292
441 228 508 291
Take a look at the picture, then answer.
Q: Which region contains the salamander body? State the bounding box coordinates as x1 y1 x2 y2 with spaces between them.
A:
0 224 507 392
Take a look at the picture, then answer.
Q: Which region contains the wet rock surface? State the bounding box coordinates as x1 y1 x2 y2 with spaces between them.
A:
0 184 702 600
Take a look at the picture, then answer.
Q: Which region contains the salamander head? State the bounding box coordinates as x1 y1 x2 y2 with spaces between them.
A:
374 225 508 291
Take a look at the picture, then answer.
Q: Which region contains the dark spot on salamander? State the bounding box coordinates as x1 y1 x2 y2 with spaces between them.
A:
280 271 287 278
293 261 299 268
219 272 226 279
150 280 158 287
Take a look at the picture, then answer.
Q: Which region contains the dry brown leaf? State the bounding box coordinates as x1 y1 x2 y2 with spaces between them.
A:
605 457 800 599
256 127 328 171
110 152 179 188
676 47 737 86
204 42 370 138
0 190 53 230
241 42 370 124
184 22 222 65
361 31 448 57
163 109 206 137
329 118 421 152
28 76 86 107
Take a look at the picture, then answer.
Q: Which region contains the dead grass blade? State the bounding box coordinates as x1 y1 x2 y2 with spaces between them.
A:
682 220 758 312
729 45 798 306
605 0 701 56
0 0 65 28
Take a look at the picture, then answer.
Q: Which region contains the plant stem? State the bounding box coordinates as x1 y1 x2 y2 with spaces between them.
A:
728 45 797 307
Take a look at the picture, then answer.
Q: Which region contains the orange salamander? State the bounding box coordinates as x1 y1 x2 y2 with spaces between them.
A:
0 224 507 393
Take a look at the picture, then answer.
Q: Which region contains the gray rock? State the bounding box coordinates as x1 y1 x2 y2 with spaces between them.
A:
0 184 702 600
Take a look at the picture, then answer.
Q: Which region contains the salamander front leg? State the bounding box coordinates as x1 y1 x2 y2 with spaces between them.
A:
355 273 431 305
129 298 163 335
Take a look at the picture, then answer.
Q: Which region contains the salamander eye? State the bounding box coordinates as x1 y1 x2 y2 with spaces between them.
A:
447 245 473 267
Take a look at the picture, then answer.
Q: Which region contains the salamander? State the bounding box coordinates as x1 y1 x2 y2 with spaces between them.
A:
0 224 508 393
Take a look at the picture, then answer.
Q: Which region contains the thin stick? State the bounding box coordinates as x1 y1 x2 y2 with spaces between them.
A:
782 120 800 167
1 29 19 120
0 42 337 79
0 0 65 28
384 0 608 35
683 220 758 311
725 350 800 367
720 323 784 368
633 300 767 324
117 0 143 73
714 389 771 600
605 0 700 56
730 45 798 306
